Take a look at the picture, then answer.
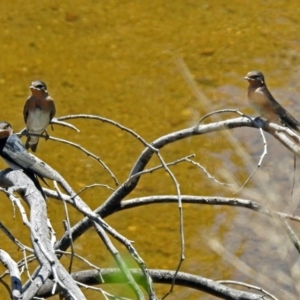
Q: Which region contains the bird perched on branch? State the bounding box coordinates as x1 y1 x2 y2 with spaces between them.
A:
0 122 59 199
244 70 300 132
23 80 56 152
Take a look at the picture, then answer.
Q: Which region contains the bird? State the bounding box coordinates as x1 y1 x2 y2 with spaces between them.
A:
0 122 59 199
244 71 300 132
23 80 56 152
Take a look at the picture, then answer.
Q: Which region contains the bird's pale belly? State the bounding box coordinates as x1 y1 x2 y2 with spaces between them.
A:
26 109 50 133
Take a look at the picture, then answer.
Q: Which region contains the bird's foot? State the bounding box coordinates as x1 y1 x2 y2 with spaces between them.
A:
253 116 264 128
43 130 50 141
25 129 30 137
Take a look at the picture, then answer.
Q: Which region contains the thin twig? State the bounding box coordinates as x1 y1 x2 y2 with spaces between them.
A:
54 181 75 274
57 114 158 152
197 109 251 125
45 135 119 186
17 129 119 187
217 280 278 300
235 127 267 193
186 157 232 186
51 119 80 132
126 154 195 186
155 151 184 300
75 183 116 197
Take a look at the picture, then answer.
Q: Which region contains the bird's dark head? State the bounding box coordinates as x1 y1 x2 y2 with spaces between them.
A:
30 80 48 93
244 71 265 86
0 122 13 139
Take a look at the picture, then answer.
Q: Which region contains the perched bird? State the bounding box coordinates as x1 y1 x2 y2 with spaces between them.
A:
244 70 300 132
23 80 56 152
0 122 59 199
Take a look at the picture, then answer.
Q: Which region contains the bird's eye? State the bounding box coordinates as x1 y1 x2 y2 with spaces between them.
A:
36 85 43 89
250 75 262 80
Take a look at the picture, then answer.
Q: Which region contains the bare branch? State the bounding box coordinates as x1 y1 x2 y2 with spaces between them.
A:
0 249 22 299
0 169 86 299
36 268 263 300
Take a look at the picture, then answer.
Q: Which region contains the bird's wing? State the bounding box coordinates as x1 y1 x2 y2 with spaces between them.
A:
23 99 30 123
267 92 300 130
3 135 60 181
48 97 56 120
280 111 300 130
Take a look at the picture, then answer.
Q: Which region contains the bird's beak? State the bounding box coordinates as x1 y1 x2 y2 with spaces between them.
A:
244 76 250 80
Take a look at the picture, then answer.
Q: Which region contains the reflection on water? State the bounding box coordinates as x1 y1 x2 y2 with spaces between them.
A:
1 0 300 298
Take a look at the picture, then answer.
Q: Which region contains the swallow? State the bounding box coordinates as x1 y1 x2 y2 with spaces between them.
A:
23 80 56 152
0 122 59 199
244 70 300 132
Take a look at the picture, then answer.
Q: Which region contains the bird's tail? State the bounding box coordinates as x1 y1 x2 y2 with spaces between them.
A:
25 137 39 152
280 112 300 133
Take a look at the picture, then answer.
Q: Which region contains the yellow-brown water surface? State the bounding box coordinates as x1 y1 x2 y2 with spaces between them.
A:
1 1 300 299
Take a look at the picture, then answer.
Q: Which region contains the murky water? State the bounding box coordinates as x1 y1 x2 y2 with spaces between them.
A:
1 1 300 299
